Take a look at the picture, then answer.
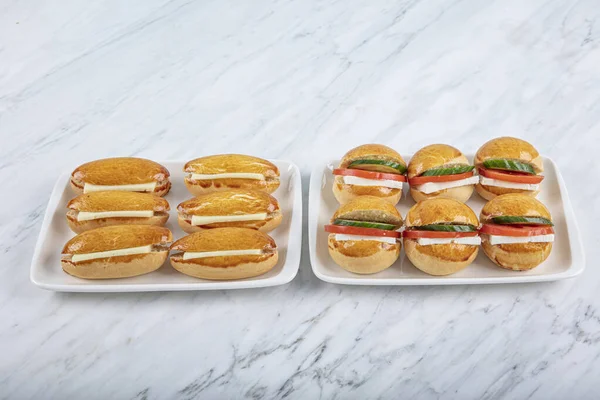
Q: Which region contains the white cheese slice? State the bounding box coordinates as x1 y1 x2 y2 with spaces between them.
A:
479 176 540 191
342 176 403 189
487 234 554 246
413 175 480 194
416 236 482 246
191 213 267 226
77 210 154 221
83 182 157 193
189 173 265 181
71 245 153 262
334 234 397 244
182 249 264 260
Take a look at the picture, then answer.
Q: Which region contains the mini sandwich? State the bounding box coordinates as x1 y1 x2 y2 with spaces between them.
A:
66 191 170 233
325 196 403 274
480 194 553 271
61 225 172 279
71 157 171 196
333 144 407 205
170 227 278 280
177 189 281 234
184 154 280 196
474 137 543 200
407 144 478 203
403 198 480 276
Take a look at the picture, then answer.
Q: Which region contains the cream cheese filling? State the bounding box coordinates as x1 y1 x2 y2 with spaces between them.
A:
190 213 267 226
413 175 479 194
182 249 264 260
83 182 157 193
342 176 403 189
486 234 554 246
416 236 481 246
70 245 154 262
479 176 540 191
189 173 265 181
77 211 154 221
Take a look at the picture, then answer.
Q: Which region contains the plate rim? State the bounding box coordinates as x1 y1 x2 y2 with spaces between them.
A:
308 155 585 285
30 159 302 292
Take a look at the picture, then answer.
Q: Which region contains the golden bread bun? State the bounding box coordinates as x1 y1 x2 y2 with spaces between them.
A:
170 228 278 280
332 176 402 205
332 195 403 226
66 191 170 233
339 144 406 168
61 225 172 279
479 193 551 223
474 137 543 173
481 240 552 271
62 252 168 279
177 190 281 233
475 184 539 201
184 154 280 195
405 198 478 227
409 185 474 203
407 144 469 178
328 234 401 274
70 157 171 196
404 239 478 276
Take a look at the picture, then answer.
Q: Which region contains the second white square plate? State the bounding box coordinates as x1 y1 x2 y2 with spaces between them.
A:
31 159 302 292
309 156 584 285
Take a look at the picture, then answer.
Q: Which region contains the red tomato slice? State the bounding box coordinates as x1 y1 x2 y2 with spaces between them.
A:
333 168 407 182
324 225 401 238
402 230 479 239
479 224 554 237
408 171 474 186
479 168 544 184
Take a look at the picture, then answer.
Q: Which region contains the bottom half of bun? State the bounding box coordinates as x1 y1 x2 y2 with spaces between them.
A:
475 183 539 201
481 238 552 271
170 251 278 280
61 251 168 279
177 212 282 234
404 239 478 276
327 234 400 274
184 178 279 196
67 211 169 233
332 178 402 205
410 185 474 203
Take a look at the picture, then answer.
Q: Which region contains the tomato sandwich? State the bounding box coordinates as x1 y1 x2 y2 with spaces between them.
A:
325 196 403 274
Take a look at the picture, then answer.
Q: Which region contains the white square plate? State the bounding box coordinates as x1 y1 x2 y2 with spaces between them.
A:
31 160 302 292
309 156 585 285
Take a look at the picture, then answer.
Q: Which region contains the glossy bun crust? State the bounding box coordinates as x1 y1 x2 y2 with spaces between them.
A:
339 144 406 168
328 234 401 274
404 198 479 275
407 144 468 178
405 198 478 227
66 191 170 233
332 195 403 226
184 154 280 195
474 137 542 172
62 252 168 279
70 157 171 196
480 194 553 270
170 228 278 280
177 190 281 233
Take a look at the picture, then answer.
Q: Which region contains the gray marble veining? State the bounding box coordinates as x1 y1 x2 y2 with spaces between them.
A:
1 0 599 398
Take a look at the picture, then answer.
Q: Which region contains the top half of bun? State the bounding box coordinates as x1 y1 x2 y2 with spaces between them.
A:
474 137 542 172
171 227 276 252
71 157 170 185
67 191 170 212
62 225 172 254
405 198 478 227
407 144 469 178
184 154 279 178
178 190 279 215
339 144 406 169
332 195 403 225
480 194 551 223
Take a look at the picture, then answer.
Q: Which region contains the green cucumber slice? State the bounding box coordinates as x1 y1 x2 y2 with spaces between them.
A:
416 224 477 232
333 219 397 230
491 216 553 226
348 159 407 174
421 165 475 176
482 159 536 174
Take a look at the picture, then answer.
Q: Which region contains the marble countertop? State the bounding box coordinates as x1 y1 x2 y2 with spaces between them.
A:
1 0 599 398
